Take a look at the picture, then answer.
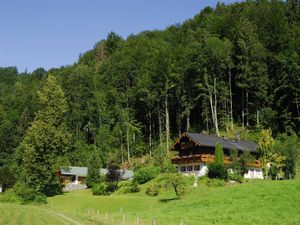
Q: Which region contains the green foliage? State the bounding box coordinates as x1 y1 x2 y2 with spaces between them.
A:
13 182 47 204
160 173 186 199
0 189 19 203
86 149 102 188
215 142 224 165
0 166 15 192
117 180 140 194
207 162 228 180
228 172 244 183
145 183 160 196
106 155 121 192
206 178 226 187
1 0 300 197
274 132 300 178
92 182 110 196
258 129 287 179
16 75 71 195
133 166 160 184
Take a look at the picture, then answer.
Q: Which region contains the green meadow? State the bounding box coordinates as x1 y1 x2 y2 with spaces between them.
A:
1 179 300 225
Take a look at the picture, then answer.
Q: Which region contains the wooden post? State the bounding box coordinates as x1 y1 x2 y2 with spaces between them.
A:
152 218 156 225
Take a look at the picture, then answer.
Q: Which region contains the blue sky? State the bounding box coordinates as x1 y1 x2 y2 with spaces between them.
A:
0 0 241 72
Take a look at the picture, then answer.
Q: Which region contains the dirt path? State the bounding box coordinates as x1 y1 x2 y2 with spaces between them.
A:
41 208 84 225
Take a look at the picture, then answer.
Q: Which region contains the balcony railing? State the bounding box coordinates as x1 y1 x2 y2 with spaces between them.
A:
171 154 260 168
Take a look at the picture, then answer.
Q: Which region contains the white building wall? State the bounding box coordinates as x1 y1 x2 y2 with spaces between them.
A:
177 163 263 179
244 168 263 179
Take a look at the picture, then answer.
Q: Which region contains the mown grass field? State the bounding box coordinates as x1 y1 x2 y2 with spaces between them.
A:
1 179 300 225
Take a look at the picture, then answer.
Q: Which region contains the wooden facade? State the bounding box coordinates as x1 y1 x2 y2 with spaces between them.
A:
171 133 263 178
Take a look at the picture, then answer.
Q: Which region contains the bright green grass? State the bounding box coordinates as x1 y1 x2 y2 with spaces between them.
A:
0 203 72 225
1 179 299 225
46 179 300 225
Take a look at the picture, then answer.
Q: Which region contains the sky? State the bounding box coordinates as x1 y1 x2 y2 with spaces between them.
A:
0 0 241 73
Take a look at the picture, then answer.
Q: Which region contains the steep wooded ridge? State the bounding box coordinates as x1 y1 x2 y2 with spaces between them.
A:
0 0 299 170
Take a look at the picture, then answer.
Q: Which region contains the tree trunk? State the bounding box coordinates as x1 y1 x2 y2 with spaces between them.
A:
126 129 130 163
205 101 209 133
229 71 234 130
149 109 152 156
178 108 182 136
242 90 245 128
213 78 220 137
256 110 260 127
205 76 220 137
165 81 170 156
158 108 163 147
186 109 190 133
246 90 249 127
295 92 300 117
120 132 124 163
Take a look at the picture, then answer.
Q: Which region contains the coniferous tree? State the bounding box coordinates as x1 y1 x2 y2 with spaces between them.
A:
215 142 224 165
16 75 71 195
86 148 102 188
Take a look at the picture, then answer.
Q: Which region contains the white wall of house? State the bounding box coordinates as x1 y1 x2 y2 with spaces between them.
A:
176 163 208 177
177 163 263 179
244 168 263 179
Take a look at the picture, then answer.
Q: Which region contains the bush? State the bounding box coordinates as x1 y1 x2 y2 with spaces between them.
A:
229 172 244 183
206 178 226 187
160 173 186 199
134 166 160 184
129 180 140 193
92 182 110 195
13 182 47 204
207 163 228 180
0 166 15 192
0 189 19 203
118 180 140 194
145 183 160 196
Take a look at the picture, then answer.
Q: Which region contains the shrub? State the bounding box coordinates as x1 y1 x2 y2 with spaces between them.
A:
145 183 160 196
160 173 186 199
129 180 140 193
118 180 140 194
206 178 225 187
0 166 15 192
13 182 47 204
106 161 121 192
92 182 110 195
207 163 228 180
0 189 19 203
86 150 102 188
215 142 224 165
134 166 160 184
229 172 244 183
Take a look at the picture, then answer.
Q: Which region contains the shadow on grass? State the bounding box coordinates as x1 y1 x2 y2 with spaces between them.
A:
159 197 179 203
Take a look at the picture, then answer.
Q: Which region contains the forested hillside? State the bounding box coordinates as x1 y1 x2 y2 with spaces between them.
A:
0 0 299 172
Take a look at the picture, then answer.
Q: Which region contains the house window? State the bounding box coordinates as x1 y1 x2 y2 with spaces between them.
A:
194 165 200 171
187 165 193 171
180 166 186 172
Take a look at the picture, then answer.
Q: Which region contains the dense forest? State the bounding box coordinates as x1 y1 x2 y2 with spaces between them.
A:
0 0 300 194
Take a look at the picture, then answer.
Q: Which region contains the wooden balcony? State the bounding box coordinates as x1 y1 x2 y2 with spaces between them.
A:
171 154 260 168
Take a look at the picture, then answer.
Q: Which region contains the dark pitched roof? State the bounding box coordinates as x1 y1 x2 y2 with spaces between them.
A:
179 133 258 153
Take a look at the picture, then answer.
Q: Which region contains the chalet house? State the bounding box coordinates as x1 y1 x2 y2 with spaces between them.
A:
171 133 263 179
59 166 134 185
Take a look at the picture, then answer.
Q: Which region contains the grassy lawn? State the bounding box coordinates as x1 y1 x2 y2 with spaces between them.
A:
0 203 80 225
47 179 300 225
1 179 300 225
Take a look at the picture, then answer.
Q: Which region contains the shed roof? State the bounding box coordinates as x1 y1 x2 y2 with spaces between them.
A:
174 133 258 153
60 166 134 179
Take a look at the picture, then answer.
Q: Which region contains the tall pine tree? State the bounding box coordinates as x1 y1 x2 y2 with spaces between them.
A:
16 75 71 195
